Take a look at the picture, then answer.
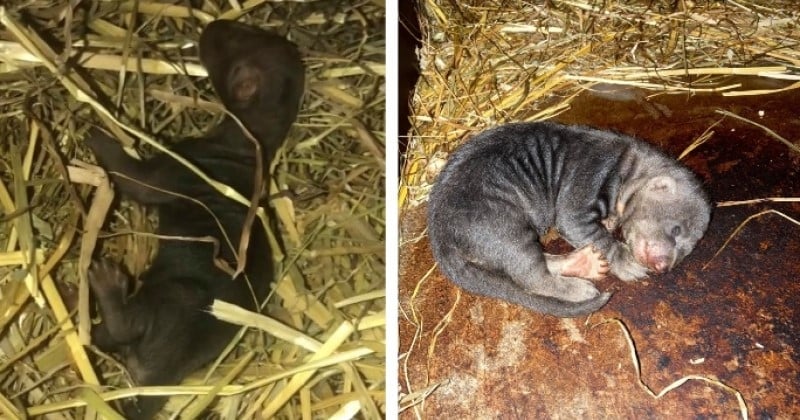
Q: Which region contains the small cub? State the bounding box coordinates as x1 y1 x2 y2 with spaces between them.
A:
427 122 711 317
85 20 304 419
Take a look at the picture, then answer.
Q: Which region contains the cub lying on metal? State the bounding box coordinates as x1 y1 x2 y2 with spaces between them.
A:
427 122 711 317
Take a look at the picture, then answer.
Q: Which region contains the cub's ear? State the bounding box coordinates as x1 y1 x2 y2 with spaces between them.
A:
645 175 677 195
614 177 649 216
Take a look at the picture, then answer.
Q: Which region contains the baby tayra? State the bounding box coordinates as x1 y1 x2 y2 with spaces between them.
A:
427 122 711 317
85 20 304 419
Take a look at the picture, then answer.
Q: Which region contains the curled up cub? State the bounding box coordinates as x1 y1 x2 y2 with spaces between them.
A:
427 122 711 318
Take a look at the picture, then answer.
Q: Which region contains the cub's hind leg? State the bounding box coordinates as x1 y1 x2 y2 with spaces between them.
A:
466 219 602 303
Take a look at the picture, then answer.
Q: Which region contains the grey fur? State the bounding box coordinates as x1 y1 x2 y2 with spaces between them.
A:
427 122 711 317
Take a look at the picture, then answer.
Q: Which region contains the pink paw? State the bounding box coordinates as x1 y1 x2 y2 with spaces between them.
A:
546 245 608 280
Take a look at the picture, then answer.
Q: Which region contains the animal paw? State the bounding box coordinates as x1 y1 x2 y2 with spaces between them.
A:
571 245 609 280
609 245 649 282
544 245 609 280
88 259 130 301
558 277 602 303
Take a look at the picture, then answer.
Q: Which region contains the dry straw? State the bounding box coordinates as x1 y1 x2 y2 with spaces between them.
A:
0 0 384 418
400 0 800 208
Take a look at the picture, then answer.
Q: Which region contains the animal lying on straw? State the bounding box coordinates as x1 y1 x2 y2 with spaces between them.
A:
85 20 304 418
427 122 711 318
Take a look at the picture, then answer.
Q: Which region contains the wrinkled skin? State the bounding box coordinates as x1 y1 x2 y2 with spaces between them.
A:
427 122 711 318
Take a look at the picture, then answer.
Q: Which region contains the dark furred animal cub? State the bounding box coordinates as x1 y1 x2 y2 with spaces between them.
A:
85 20 304 419
427 122 711 318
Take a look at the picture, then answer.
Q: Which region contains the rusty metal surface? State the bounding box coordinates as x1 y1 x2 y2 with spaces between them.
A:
399 83 800 419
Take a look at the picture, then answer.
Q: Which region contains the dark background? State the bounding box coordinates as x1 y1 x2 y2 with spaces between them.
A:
398 1 420 159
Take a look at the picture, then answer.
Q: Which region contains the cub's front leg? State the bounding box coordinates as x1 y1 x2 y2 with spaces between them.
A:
559 217 649 282
88 259 148 350
603 241 649 282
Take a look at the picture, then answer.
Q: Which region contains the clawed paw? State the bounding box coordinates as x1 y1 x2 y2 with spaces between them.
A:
609 247 649 282
578 245 609 280
547 245 609 280
559 277 602 303
88 259 130 299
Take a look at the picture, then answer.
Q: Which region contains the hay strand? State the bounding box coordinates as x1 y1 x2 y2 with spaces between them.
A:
402 0 800 208
703 210 800 270
591 318 749 419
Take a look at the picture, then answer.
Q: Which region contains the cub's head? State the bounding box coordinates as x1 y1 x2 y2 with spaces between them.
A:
199 20 305 156
618 172 711 273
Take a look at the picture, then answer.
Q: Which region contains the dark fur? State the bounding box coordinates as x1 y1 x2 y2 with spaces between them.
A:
85 20 304 419
427 122 711 317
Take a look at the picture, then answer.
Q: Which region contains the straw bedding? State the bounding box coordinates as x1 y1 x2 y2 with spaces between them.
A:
0 1 385 418
401 0 800 207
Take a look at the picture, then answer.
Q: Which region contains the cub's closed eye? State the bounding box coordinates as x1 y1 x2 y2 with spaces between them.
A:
670 225 682 237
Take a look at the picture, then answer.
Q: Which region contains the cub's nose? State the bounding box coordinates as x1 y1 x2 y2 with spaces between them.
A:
648 258 669 273
643 241 673 273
